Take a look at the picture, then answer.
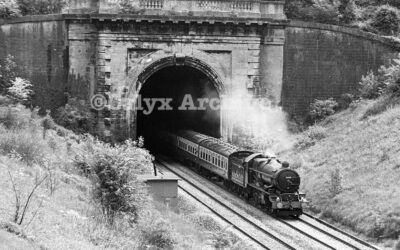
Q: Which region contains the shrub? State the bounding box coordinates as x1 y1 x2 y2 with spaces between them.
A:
329 168 343 197
359 71 384 99
338 0 357 24
0 0 20 18
16 0 66 16
75 139 153 223
208 228 245 250
55 97 96 134
0 55 18 95
376 0 400 9
296 125 327 150
381 56 400 96
284 0 314 19
139 218 176 250
338 93 356 110
41 111 56 139
371 5 400 35
0 104 32 129
7 77 33 105
359 54 400 99
362 95 400 119
301 3 340 24
0 127 46 165
309 98 339 123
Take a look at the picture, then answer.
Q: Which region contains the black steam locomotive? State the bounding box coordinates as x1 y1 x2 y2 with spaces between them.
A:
157 130 307 217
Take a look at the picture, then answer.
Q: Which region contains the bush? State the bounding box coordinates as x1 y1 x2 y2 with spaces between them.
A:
362 95 400 119
359 71 384 99
74 138 153 223
338 93 356 110
0 55 18 95
329 168 343 197
0 0 20 18
208 228 245 250
376 0 400 9
55 97 96 134
296 125 327 150
139 218 176 250
0 104 32 129
0 126 46 165
381 56 400 96
359 54 400 99
338 0 357 24
284 0 314 19
16 0 65 15
309 98 339 123
371 5 400 35
7 77 33 105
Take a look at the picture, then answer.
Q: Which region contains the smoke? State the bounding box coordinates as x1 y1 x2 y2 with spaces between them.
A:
221 90 294 154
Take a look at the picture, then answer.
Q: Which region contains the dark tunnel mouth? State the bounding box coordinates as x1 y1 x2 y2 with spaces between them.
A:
136 65 221 149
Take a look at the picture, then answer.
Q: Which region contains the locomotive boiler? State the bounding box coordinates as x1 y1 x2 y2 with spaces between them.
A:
156 129 307 216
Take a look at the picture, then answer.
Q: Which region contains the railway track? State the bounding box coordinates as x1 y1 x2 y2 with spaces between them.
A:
156 156 381 250
300 213 380 250
157 160 297 250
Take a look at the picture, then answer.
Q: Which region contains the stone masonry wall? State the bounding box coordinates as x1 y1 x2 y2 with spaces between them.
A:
0 16 68 112
283 21 400 121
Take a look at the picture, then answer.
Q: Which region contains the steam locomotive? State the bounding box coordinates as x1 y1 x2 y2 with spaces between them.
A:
156 130 307 217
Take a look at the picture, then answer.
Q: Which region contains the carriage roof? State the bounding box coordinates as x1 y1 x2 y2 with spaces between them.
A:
176 130 249 158
177 130 211 144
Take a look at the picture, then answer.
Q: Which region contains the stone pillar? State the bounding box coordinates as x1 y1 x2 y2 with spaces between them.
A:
260 25 286 106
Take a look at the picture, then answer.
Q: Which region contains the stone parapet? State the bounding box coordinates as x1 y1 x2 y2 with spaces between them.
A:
66 0 286 20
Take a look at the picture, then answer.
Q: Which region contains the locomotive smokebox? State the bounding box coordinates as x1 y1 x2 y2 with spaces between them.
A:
251 158 300 193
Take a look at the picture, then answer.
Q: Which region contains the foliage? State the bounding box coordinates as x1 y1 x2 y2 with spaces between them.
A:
7 166 48 225
0 55 18 95
362 95 400 119
0 126 47 166
285 0 315 20
337 93 356 109
16 0 65 16
118 0 135 13
139 218 176 250
54 97 96 134
338 0 357 24
295 125 327 150
380 55 400 96
329 168 343 197
74 138 153 223
7 77 33 104
0 0 20 18
359 54 400 100
370 5 400 35
295 2 340 24
41 111 56 139
309 98 339 123
359 71 384 99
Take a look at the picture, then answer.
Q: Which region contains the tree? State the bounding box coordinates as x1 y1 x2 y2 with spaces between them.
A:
0 55 18 95
338 0 356 24
16 0 65 16
0 0 20 18
371 5 400 35
7 77 33 104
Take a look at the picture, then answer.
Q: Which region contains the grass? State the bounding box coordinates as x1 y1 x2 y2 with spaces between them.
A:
0 101 255 249
281 98 400 247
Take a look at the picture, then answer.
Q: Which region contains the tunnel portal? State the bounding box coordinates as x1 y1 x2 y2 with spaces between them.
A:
137 65 221 145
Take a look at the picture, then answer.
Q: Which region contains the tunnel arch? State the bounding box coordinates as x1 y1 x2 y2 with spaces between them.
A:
135 54 225 96
125 51 226 142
